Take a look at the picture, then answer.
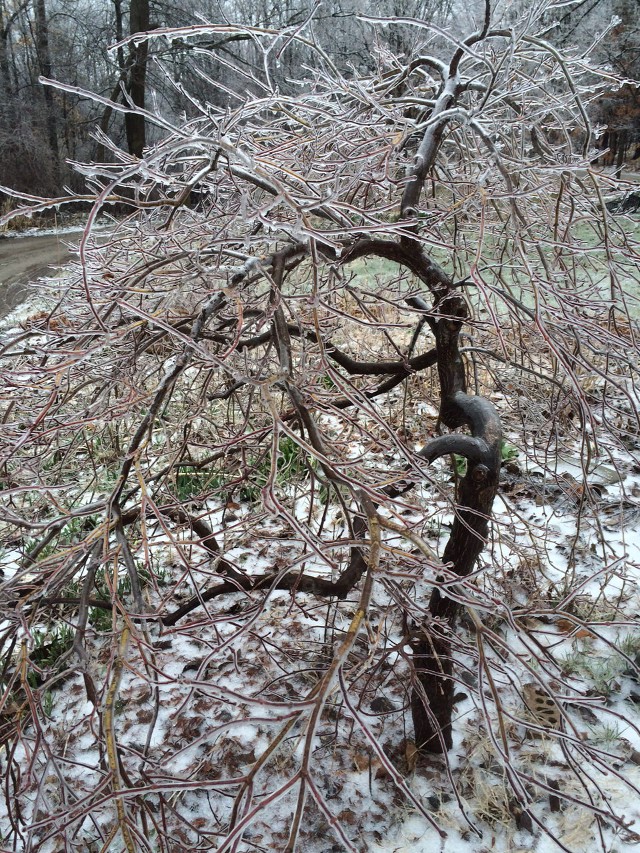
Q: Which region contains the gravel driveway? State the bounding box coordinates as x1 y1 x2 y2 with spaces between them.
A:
0 233 74 320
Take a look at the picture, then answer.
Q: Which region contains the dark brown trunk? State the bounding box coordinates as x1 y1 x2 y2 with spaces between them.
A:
0 12 12 105
34 0 59 176
408 289 501 753
96 0 127 162
125 0 149 158
0 2 29 121
391 50 504 750
343 239 502 754
614 129 627 179
411 440 500 751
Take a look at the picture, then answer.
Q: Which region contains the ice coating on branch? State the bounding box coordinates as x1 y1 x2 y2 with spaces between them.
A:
2 11 640 853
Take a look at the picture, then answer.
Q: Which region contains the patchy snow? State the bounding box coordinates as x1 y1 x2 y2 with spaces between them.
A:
1 436 638 852
1 241 640 853
0 221 112 240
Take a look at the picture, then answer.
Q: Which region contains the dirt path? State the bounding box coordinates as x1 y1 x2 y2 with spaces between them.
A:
0 233 76 320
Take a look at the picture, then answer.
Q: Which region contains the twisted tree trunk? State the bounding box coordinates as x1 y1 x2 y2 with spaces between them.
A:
396 9 502 752
410 290 501 752
342 238 502 752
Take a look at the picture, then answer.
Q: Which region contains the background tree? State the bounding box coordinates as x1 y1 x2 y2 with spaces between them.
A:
123 0 149 156
1 3 640 852
34 0 58 172
2 0 639 200
554 0 640 172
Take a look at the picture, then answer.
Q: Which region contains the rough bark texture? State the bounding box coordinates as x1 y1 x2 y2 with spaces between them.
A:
385 25 503 750
95 0 126 162
343 239 502 752
34 0 59 171
0 8 13 108
125 0 149 158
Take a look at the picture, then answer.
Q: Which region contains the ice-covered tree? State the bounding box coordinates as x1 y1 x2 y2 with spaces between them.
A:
1 2 640 850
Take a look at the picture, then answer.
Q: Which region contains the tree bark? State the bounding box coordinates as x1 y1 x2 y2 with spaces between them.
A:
614 129 627 179
0 7 13 105
410 391 501 751
0 2 29 120
96 0 126 162
34 0 59 176
125 0 149 158
386 25 503 751
404 293 501 752
409 267 502 753
342 239 502 753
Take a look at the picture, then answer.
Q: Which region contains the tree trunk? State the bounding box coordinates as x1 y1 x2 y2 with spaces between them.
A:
125 0 149 158
409 289 501 753
34 0 59 177
411 430 501 751
343 239 503 754
386 36 504 752
96 0 126 162
0 1 29 122
0 9 13 105
614 129 627 179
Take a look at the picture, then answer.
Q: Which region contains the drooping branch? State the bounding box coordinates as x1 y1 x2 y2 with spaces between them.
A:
341 238 450 291
161 550 368 627
16 499 368 626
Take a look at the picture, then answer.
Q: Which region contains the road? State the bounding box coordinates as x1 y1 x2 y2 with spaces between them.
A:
0 232 75 320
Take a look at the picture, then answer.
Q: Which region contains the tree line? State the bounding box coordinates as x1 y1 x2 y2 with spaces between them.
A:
0 0 638 203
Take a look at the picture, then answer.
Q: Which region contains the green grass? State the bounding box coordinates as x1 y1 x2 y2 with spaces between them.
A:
560 642 632 699
500 440 519 463
453 440 518 479
173 465 223 500
29 624 75 685
58 561 168 633
240 435 311 502
25 515 99 563
616 630 640 655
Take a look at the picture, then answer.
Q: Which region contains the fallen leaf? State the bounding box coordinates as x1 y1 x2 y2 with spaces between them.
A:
405 739 419 772
522 683 561 730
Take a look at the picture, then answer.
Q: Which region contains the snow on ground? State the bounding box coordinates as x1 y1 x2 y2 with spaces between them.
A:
0 248 639 852
0 219 112 240
1 425 638 852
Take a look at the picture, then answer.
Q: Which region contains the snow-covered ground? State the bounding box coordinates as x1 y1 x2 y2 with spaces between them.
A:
0 242 639 853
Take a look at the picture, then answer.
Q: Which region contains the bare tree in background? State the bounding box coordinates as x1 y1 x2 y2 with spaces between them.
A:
1 3 640 851
123 0 149 157
34 0 58 168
